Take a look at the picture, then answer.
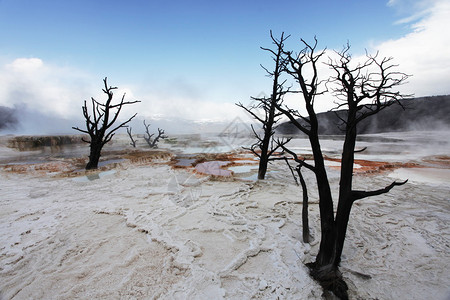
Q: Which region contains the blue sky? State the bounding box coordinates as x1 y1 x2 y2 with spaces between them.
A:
1 0 449 133
0 1 407 75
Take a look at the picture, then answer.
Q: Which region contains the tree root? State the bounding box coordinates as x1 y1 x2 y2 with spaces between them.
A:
306 262 349 300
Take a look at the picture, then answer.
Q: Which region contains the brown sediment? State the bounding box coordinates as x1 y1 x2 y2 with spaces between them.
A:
223 157 258 167
1 148 257 179
7 135 86 151
353 160 423 174
1 149 174 177
2 161 74 174
325 157 423 174
121 149 173 164
422 155 450 167
193 152 240 163
170 151 258 169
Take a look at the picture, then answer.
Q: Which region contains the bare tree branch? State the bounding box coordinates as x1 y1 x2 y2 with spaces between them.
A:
143 120 168 148
276 139 315 172
326 45 412 130
351 180 408 202
127 127 137 147
354 147 367 153
283 156 299 185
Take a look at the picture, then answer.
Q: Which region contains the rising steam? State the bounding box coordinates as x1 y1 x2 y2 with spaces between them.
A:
0 106 18 131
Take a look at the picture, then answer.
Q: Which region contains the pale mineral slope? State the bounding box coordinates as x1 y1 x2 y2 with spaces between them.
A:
1 132 449 299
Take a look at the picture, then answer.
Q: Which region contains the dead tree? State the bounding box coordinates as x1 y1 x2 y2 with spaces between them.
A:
143 120 167 148
297 165 310 243
126 127 137 147
236 31 290 180
324 45 411 276
274 36 336 276
283 155 311 243
273 37 409 299
72 77 140 169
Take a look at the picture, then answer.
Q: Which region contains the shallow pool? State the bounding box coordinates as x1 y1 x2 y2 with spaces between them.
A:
227 165 258 174
195 161 232 176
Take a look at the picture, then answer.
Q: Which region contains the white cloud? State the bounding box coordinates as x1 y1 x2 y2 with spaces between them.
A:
387 0 436 20
8 57 44 71
132 88 245 123
119 76 248 124
0 57 247 134
0 57 96 119
394 10 428 25
376 0 450 96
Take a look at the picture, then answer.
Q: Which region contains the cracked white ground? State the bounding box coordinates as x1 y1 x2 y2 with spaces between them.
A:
0 132 449 299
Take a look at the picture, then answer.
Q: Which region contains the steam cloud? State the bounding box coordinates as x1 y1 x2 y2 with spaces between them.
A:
0 106 18 130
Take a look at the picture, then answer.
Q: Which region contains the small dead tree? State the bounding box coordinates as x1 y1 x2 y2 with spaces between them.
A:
72 77 140 169
126 127 137 147
282 154 311 243
237 31 290 180
143 120 167 148
273 36 409 298
297 164 310 243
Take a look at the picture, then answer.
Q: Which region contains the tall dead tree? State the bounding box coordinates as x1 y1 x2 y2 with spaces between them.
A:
274 38 339 289
237 31 290 180
73 77 140 169
325 45 410 274
273 37 409 298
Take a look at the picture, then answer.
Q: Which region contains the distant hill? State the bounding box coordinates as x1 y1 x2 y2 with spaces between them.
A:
276 95 450 135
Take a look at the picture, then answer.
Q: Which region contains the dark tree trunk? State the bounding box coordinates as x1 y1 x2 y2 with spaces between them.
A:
308 127 336 268
308 127 349 299
258 109 274 179
86 140 103 170
334 117 357 267
258 154 269 179
297 166 310 243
